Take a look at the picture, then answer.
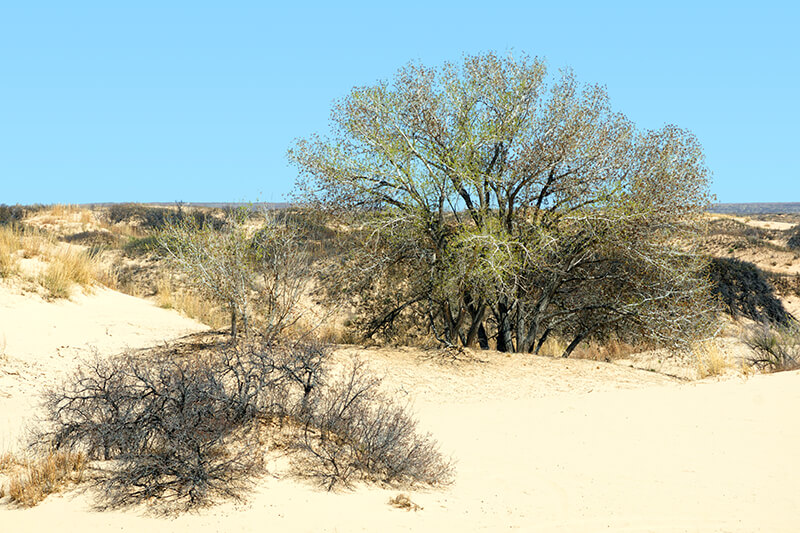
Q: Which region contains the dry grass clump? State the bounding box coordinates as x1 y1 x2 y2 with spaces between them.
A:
3 451 87 507
155 277 228 328
388 493 423 511
693 340 729 379
39 204 94 226
39 247 97 299
0 450 20 471
0 225 21 277
20 228 53 258
534 335 645 361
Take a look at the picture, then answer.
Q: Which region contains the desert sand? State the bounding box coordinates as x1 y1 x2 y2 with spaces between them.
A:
2 283 799 532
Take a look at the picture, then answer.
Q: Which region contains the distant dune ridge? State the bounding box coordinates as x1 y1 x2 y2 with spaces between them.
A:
710 203 800 215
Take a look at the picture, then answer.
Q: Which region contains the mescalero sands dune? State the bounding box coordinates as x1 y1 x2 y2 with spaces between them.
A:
2 281 799 532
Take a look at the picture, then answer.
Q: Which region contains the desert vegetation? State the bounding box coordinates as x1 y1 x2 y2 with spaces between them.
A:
290 52 716 356
3 54 800 525
34 339 451 509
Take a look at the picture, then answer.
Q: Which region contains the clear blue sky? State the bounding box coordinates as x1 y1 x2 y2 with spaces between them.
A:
1 1 797 204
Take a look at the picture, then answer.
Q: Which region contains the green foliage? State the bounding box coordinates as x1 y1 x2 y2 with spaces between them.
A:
290 52 716 354
157 208 310 341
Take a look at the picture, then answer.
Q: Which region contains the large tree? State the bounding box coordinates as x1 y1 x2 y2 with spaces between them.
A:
290 52 716 355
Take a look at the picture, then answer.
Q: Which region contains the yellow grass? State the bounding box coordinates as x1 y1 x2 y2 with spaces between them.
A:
0 450 19 472
156 276 174 309
20 227 53 258
0 225 21 277
4 451 87 507
694 340 729 379
174 291 227 328
155 278 227 328
39 247 97 299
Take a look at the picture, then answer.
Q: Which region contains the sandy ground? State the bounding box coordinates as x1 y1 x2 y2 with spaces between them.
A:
1 284 799 531
0 284 207 449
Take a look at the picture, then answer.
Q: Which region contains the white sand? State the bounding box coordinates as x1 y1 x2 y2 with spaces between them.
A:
2 286 800 532
0 285 207 448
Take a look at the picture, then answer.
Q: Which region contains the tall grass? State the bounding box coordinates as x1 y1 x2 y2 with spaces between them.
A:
155 277 227 328
39 247 97 299
3 451 87 507
0 225 20 277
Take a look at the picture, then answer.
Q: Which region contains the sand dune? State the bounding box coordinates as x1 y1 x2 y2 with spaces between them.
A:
2 284 799 532
0 285 207 448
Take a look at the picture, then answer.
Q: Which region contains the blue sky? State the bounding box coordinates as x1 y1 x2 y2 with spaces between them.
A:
1 1 797 204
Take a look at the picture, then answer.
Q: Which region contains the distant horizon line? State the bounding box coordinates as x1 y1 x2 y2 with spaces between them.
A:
3 200 800 215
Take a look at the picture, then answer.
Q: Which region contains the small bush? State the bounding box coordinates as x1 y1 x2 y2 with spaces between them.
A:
108 203 223 231
41 341 452 509
744 322 800 372
122 235 160 257
41 348 280 508
0 204 26 225
706 257 793 325
296 357 453 490
64 230 120 248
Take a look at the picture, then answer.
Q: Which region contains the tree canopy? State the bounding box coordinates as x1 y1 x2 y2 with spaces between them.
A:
290 52 716 355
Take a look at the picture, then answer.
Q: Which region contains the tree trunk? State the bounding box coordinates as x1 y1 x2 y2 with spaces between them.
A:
477 323 490 350
534 328 552 354
562 330 590 358
464 295 487 348
495 300 515 352
230 305 237 340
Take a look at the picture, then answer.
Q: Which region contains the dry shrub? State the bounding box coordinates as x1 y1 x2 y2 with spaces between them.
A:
693 340 729 378
744 322 800 372
39 247 97 299
40 348 277 509
41 342 452 509
5 451 86 507
296 357 453 490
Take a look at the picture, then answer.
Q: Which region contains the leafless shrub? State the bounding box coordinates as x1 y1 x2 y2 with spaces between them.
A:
296 357 453 490
744 322 800 372
40 342 452 508
40 347 282 508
